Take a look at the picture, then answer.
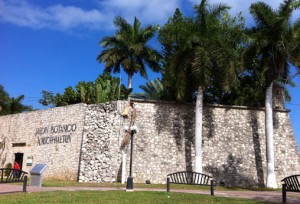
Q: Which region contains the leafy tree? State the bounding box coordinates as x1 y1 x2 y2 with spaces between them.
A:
39 87 80 107
159 1 245 172
77 73 131 104
0 84 32 115
97 16 162 89
39 73 131 107
39 90 55 106
219 65 266 107
0 85 10 114
159 8 196 102
246 0 300 188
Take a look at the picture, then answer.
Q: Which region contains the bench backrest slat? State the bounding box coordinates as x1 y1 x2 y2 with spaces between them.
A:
0 168 28 183
181 172 185 183
183 172 188 183
290 176 300 191
168 171 211 186
201 174 205 184
175 173 180 183
282 175 300 192
288 177 296 191
179 172 184 183
197 173 202 184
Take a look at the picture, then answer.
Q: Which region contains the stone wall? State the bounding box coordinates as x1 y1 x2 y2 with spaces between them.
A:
0 104 87 179
78 102 124 182
77 100 299 187
0 100 299 187
136 101 299 187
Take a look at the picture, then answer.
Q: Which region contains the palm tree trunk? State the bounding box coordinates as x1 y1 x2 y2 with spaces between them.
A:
265 81 278 188
195 86 203 173
128 73 133 89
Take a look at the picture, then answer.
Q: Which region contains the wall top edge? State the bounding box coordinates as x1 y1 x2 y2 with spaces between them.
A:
127 98 291 113
0 103 88 118
0 100 290 119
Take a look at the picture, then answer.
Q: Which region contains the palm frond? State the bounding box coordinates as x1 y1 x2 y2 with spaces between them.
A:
250 2 276 29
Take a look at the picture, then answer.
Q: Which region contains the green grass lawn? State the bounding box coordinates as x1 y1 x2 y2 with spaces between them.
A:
40 179 279 192
0 191 276 204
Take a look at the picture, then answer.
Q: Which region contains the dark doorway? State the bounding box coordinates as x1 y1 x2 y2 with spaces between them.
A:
14 153 24 171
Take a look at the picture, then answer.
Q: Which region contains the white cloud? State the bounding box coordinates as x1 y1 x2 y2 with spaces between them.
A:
188 0 283 13
0 0 298 32
99 0 180 25
0 0 181 31
47 5 107 30
0 0 110 30
188 0 299 25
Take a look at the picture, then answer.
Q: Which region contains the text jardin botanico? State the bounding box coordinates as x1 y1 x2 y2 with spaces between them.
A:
34 124 77 145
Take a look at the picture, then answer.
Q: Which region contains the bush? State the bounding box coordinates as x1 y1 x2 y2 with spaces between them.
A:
4 163 12 176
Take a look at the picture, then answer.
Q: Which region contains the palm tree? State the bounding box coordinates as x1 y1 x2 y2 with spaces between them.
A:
97 17 161 184
97 16 161 89
193 1 244 173
161 0 244 173
291 8 300 77
247 0 300 188
0 85 32 115
132 78 164 100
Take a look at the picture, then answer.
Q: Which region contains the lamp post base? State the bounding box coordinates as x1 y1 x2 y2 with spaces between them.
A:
126 176 134 191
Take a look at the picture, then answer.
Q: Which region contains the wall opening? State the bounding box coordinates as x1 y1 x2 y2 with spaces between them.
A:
14 153 24 171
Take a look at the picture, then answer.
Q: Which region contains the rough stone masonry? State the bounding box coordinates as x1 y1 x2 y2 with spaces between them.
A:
0 99 299 187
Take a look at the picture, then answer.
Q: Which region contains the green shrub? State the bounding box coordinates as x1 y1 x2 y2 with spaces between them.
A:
4 163 12 176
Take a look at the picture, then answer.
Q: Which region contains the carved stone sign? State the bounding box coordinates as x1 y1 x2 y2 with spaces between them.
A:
34 124 77 146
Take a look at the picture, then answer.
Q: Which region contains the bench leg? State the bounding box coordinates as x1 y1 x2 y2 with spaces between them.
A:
282 184 286 203
210 180 214 196
167 177 170 192
23 176 27 192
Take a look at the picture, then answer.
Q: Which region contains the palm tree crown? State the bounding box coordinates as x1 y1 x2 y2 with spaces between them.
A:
97 16 161 89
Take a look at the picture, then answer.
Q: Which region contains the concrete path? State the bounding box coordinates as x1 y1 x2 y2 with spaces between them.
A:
1 184 300 204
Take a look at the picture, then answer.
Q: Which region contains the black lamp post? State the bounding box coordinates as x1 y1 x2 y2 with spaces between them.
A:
126 128 136 191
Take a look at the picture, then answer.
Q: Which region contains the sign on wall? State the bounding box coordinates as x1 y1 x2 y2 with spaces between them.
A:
34 123 77 146
26 156 33 166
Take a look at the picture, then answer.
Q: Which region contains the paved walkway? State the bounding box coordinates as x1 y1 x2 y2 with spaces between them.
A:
1 184 300 204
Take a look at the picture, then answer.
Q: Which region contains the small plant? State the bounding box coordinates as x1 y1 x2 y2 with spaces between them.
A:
4 162 12 176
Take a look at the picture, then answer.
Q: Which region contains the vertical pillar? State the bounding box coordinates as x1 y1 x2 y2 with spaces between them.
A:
210 180 214 196
282 184 287 203
126 130 135 191
167 176 170 192
23 176 27 192
121 150 126 184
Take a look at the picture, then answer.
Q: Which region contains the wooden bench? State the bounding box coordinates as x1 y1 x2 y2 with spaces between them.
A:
0 168 28 192
282 174 300 203
166 171 214 196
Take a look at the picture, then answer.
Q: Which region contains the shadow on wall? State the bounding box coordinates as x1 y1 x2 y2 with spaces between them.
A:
204 153 258 188
183 114 193 172
273 111 280 130
117 162 122 182
249 111 265 187
0 136 7 166
203 107 215 139
154 103 194 172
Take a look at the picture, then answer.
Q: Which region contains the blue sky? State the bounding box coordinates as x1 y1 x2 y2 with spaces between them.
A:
0 0 299 148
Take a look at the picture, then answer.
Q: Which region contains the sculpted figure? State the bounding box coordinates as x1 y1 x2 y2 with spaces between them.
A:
120 102 136 149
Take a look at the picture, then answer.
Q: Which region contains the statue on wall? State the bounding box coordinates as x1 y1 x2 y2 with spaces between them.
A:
120 102 136 149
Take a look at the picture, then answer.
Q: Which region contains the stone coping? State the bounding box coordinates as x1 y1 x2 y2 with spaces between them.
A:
129 98 290 113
